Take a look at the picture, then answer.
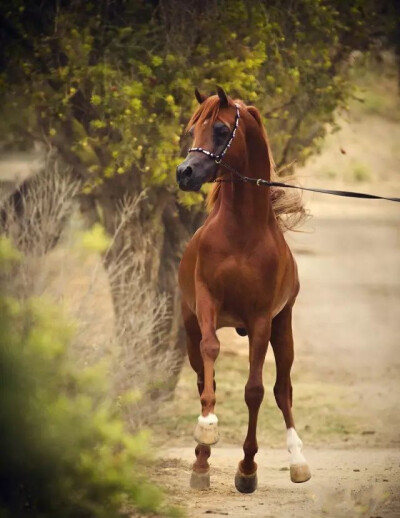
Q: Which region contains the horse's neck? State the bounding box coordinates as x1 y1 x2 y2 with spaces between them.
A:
217 136 272 229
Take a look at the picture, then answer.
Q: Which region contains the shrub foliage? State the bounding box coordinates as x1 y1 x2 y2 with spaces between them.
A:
0 239 176 518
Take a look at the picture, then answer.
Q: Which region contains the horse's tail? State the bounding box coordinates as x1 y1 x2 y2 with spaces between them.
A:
236 327 247 337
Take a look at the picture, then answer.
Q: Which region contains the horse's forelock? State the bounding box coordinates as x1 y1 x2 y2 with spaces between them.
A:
186 96 236 132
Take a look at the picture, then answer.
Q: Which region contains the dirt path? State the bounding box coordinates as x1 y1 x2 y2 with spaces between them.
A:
161 447 400 517
158 188 400 517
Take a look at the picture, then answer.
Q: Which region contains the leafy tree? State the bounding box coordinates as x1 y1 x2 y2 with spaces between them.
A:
0 0 398 387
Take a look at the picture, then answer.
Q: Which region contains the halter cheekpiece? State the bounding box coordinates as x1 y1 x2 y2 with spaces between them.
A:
188 103 240 165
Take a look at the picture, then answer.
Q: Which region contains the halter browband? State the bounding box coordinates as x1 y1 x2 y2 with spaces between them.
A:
188 103 240 164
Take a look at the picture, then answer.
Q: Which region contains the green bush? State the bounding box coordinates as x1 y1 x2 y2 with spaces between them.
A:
0 240 178 518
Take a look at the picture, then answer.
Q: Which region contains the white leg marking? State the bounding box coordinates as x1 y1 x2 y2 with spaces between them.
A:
286 427 307 465
194 413 219 445
198 413 218 425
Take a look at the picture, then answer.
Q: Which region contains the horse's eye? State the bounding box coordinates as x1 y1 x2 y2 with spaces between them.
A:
214 124 229 136
189 126 195 137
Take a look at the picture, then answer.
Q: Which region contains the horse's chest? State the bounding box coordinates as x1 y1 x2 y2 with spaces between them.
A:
201 252 278 306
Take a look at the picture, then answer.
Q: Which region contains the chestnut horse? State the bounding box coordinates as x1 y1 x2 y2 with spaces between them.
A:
176 87 310 493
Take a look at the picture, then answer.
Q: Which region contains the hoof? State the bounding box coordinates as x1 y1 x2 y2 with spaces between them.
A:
290 463 311 483
190 470 210 490
234 469 258 494
194 414 219 445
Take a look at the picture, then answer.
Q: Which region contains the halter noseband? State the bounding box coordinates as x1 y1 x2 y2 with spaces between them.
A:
188 103 240 166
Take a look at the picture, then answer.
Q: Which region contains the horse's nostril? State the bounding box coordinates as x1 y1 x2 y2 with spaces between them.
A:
176 164 193 183
183 166 192 178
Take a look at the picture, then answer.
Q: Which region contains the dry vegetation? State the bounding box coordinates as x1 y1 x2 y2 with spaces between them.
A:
0 156 180 431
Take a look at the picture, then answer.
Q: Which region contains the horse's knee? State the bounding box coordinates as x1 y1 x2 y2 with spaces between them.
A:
245 382 264 408
274 382 292 410
200 335 220 361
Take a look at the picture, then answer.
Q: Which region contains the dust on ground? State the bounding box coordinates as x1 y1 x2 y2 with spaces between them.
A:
159 447 400 518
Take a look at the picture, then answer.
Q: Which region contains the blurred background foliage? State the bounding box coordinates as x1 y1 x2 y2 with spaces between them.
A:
1 0 399 184
0 238 179 518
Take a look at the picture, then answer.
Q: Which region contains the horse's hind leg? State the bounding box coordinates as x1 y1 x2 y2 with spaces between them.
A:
270 304 311 483
182 301 213 490
235 317 271 493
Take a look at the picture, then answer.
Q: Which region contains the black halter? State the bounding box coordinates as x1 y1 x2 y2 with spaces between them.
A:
187 103 400 203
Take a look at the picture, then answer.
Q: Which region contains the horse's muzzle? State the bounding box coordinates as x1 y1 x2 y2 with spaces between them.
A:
176 163 203 192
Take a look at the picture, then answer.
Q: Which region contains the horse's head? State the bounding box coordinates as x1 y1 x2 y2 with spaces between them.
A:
176 87 244 191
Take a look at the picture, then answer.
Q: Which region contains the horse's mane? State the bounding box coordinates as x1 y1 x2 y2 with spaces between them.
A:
199 99 307 232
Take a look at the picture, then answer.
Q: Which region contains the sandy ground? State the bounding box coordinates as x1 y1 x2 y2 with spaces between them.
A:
158 187 400 517
161 447 400 518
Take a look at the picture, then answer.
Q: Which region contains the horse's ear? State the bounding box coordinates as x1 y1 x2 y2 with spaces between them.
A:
216 85 228 107
194 88 206 105
247 106 263 127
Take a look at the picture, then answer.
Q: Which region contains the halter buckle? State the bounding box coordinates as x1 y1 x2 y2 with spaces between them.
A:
215 157 221 164
256 179 262 186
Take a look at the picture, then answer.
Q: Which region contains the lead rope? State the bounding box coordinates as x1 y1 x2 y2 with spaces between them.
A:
215 160 400 203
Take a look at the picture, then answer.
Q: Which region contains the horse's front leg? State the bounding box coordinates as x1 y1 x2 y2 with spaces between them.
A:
182 301 214 490
235 317 271 493
194 284 220 447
